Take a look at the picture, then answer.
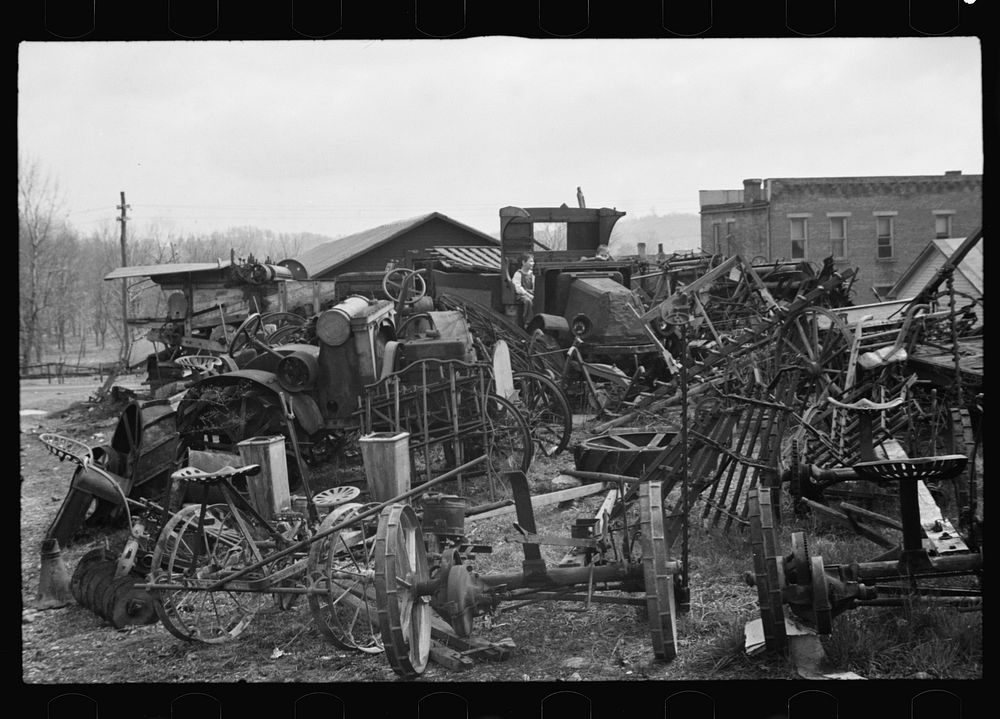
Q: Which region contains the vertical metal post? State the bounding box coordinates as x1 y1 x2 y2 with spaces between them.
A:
116 192 131 370
664 291 692 613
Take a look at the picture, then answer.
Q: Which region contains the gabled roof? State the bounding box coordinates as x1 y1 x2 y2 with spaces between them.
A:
280 212 499 279
890 236 984 297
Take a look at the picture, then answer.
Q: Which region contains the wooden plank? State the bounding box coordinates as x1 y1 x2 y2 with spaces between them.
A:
799 498 895 548
466 482 610 522
838 502 904 531
631 255 741 327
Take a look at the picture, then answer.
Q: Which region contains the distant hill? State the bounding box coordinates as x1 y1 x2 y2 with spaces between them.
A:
609 212 702 256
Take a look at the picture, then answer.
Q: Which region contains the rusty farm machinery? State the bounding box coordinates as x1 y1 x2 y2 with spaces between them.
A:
34 214 982 678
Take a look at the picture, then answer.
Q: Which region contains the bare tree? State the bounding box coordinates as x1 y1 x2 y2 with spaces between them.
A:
18 156 69 367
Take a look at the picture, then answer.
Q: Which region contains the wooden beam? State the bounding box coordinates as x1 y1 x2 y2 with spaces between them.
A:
466 482 610 522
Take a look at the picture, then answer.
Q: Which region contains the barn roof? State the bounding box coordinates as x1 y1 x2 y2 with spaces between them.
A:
280 212 499 280
889 236 983 297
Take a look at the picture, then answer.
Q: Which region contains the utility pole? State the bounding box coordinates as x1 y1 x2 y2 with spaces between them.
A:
117 191 131 370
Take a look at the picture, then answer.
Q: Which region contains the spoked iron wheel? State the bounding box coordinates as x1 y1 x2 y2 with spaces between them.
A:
307 503 383 653
479 394 534 501
374 504 432 678
747 487 788 653
149 503 268 644
491 370 573 458
639 479 679 661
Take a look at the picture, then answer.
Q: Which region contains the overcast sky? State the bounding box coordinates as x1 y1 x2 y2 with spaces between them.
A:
18 37 983 240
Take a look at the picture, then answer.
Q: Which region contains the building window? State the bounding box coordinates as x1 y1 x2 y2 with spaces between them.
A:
829 217 847 259
935 213 953 239
876 216 894 259
790 218 807 259
712 223 722 255
725 220 735 250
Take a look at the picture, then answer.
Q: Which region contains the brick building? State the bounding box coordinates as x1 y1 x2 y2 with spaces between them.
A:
698 171 982 304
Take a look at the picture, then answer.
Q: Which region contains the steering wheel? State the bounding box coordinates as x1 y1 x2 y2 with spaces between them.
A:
228 313 266 356
382 268 427 305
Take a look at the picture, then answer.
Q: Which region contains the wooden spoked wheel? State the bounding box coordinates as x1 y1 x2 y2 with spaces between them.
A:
149 503 268 644
374 504 432 678
306 503 383 653
772 306 853 402
747 487 788 653
382 268 427 305
639 479 678 661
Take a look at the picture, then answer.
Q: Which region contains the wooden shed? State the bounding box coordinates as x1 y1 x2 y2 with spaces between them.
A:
888 236 983 300
279 212 499 282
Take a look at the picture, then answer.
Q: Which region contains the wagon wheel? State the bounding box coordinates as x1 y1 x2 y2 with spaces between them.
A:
747 487 788 653
374 504 432 678
149 503 268 644
772 307 853 401
639 479 678 661
479 394 534 500
492 370 573 457
382 268 427 305
307 503 383 653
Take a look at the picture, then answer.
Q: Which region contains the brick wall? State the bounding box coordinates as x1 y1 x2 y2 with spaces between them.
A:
700 174 982 304
768 176 981 304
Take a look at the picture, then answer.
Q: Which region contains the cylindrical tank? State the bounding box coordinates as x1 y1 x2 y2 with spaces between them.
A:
316 296 372 346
